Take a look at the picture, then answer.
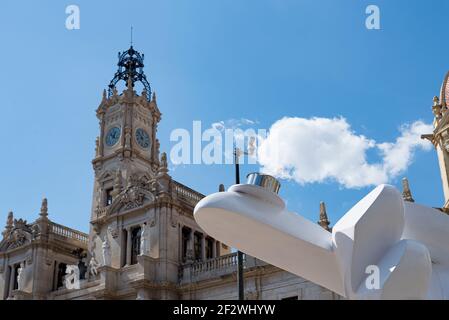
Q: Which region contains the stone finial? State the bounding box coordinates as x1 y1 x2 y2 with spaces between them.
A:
6 211 13 228
433 96 440 106
40 198 48 218
152 91 157 104
433 96 442 118
318 202 331 232
160 152 168 171
102 89 107 102
127 76 133 91
219 184 225 192
95 137 100 157
141 88 148 100
2 211 13 237
155 139 160 159
402 177 415 202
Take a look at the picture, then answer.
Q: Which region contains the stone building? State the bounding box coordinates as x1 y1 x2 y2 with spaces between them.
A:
9 45 440 301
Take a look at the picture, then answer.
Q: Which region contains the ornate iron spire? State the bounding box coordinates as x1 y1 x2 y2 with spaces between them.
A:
108 46 152 100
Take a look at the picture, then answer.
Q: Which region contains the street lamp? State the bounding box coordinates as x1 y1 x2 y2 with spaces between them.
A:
233 146 245 300
231 137 256 300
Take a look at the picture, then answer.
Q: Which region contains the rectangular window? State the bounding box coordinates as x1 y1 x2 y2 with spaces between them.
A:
12 264 20 291
205 238 214 260
131 226 141 265
194 233 202 261
181 227 191 262
105 188 113 206
56 263 67 290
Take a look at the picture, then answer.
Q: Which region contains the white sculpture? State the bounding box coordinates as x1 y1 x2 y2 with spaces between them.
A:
16 262 25 291
88 256 99 277
140 223 150 256
194 173 449 300
102 234 111 267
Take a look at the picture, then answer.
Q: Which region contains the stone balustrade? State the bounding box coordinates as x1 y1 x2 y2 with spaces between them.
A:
95 207 108 219
180 253 264 283
173 181 205 205
191 253 241 276
50 222 89 244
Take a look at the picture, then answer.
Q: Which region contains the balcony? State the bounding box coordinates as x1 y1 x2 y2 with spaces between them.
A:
173 181 205 206
50 222 89 245
180 252 264 283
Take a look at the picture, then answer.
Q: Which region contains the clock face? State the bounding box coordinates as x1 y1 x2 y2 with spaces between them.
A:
135 128 151 149
105 127 121 147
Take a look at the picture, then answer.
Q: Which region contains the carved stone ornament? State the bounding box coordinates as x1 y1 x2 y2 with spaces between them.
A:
106 174 155 214
0 219 32 252
108 224 119 239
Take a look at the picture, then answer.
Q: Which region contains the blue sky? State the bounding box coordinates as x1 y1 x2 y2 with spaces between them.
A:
0 0 446 232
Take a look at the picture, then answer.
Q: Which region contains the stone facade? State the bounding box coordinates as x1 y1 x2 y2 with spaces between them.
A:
0 46 339 300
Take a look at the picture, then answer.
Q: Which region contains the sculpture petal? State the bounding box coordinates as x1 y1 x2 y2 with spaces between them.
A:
332 184 404 298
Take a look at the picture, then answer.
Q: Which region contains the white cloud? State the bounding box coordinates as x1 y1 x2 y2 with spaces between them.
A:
257 117 433 189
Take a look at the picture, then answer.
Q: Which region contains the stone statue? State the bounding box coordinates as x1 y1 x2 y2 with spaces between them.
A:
17 262 25 291
88 256 99 278
102 234 111 267
402 177 414 202
140 223 150 256
125 128 131 149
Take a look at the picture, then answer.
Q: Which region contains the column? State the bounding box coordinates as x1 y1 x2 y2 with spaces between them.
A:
212 240 217 258
8 265 15 297
187 229 194 262
178 226 182 261
216 241 221 257
201 234 206 261
3 266 11 299
121 229 127 267
126 227 132 266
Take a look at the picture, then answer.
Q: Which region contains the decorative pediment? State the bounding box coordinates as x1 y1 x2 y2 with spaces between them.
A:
108 184 155 214
0 219 33 252
97 170 114 183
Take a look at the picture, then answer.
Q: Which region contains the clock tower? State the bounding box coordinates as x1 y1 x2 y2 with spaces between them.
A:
83 46 228 299
91 46 162 215
88 46 167 271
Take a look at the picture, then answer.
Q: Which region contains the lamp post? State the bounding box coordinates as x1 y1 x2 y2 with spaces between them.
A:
234 147 245 300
